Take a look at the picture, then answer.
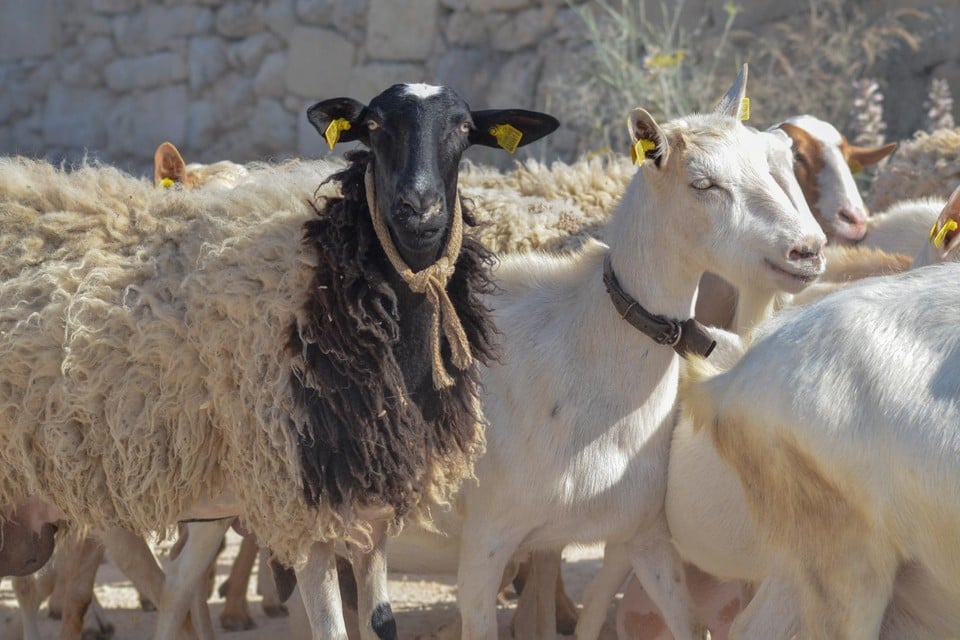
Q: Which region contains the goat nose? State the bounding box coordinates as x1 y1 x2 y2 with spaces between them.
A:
835 207 868 241
837 207 867 226
789 237 824 262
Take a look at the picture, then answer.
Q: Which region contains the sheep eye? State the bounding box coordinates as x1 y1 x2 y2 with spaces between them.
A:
459 121 471 134
691 178 715 190
366 120 379 131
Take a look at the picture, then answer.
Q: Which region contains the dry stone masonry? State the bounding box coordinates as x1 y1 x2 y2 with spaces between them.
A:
0 0 958 175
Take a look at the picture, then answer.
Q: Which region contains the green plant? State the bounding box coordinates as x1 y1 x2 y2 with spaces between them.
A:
557 0 741 154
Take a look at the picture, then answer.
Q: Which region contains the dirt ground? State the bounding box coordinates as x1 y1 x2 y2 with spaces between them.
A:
0 531 620 639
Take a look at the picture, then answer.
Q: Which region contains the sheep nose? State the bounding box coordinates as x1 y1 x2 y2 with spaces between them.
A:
399 188 443 217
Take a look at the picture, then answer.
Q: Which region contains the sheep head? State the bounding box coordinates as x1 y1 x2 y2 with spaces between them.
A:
307 83 559 271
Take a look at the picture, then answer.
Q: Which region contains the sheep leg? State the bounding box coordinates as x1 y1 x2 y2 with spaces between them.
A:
219 533 258 631
296 539 350 640
626 519 707 640
57 535 105 640
13 570 54 640
457 525 524 640
510 548 561 640
575 541 633 640
153 518 233 640
189 581 217 640
257 546 288 617
83 596 115 639
346 519 395 640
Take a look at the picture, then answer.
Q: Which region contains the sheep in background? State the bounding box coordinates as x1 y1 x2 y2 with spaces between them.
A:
868 127 960 213
0 83 559 640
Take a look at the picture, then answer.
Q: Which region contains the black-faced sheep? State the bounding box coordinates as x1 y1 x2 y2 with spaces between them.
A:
0 83 558 640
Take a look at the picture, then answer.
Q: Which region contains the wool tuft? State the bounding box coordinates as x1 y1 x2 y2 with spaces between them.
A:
0 153 489 564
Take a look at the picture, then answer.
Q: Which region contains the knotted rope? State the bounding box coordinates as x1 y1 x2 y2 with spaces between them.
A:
365 164 472 389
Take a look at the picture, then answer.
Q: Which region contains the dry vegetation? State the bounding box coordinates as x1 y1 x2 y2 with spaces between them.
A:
546 0 929 158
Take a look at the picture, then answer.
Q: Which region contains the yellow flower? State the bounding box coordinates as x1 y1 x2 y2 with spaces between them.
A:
645 51 686 70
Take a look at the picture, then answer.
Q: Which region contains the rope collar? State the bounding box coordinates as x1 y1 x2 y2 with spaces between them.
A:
602 253 716 359
365 164 473 389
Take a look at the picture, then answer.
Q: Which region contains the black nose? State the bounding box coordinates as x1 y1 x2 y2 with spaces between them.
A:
398 187 443 216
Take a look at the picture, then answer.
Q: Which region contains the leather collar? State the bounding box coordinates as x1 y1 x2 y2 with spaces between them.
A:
602 254 716 359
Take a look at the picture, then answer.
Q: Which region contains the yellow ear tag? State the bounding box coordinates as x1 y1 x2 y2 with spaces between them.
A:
932 219 958 249
739 97 750 121
159 177 175 189
630 138 656 165
489 124 523 153
848 159 864 174
324 118 351 150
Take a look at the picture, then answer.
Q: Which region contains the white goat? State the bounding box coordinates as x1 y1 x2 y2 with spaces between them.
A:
695 114 895 330
656 186 960 640
453 65 826 640
683 255 960 640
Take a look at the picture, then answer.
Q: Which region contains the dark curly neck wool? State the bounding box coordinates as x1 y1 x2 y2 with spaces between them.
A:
288 150 498 516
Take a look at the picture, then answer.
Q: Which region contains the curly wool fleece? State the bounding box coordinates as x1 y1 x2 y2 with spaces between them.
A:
0 154 489 564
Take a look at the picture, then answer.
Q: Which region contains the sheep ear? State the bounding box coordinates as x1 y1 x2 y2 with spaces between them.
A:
714 63 749 119
154 141 187 187
929 185 960 256
627 108 669 168
306 98 368 149
843 139 897 173
469 109 560 153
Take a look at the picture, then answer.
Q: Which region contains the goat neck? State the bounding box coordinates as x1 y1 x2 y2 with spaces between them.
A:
604 171 702 325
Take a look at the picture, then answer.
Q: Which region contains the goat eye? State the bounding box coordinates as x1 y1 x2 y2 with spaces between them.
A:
691 178 715 190
459 122 471 134
366 120 379 131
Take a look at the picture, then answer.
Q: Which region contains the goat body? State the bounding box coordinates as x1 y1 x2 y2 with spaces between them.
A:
686 263 960 639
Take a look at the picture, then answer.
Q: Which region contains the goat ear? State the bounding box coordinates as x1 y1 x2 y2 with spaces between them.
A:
714 63 749 119
843 140 897 172
154 141 187 187
469 109 560 152
929 185 960 256
306 97 368 149
627 108 669 168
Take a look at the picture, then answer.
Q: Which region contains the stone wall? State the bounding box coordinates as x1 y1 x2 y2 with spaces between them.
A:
0 0 958 175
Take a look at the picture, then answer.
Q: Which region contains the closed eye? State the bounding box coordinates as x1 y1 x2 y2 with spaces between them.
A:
691 178 715 190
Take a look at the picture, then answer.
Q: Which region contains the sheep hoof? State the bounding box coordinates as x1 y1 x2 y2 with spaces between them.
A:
262 603 288 618
220 612 256 631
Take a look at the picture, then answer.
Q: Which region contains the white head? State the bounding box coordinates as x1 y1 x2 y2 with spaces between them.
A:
774 115 896 243
913 185 960 267
629 65 826 295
